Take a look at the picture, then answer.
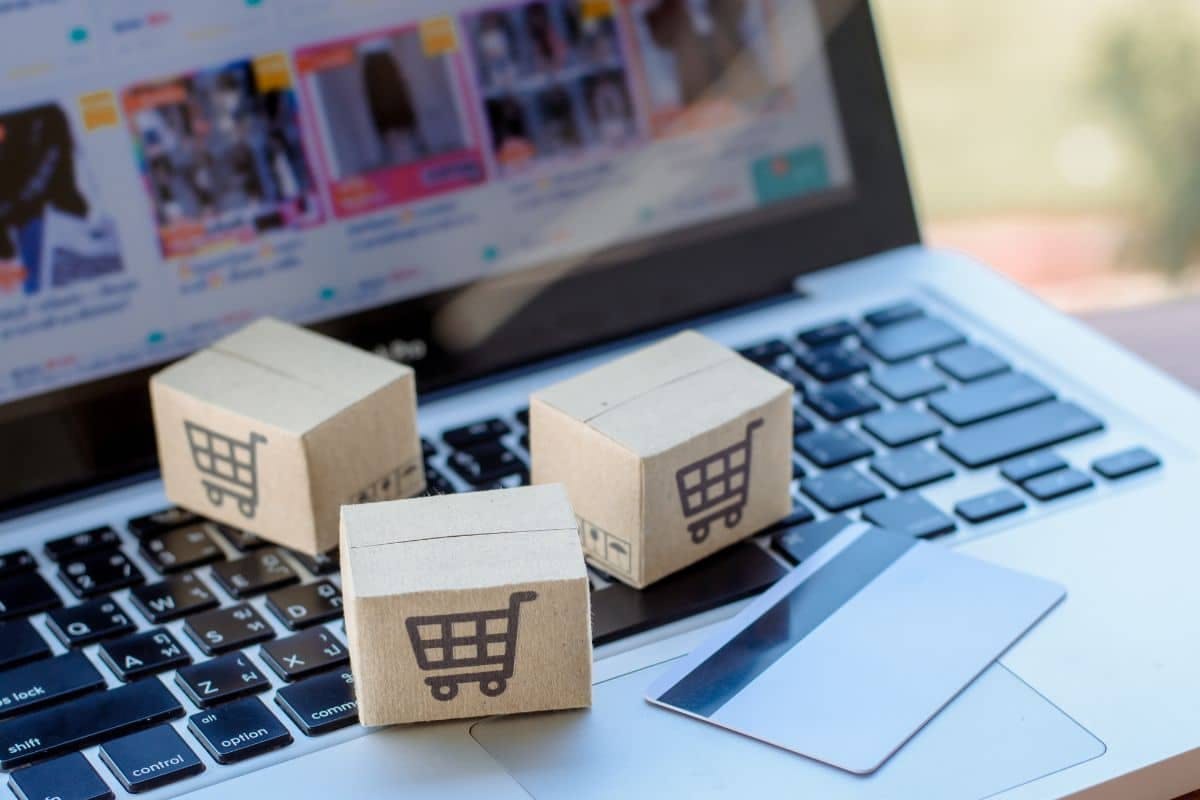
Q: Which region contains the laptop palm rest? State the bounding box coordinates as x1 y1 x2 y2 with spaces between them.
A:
470 659 1105 799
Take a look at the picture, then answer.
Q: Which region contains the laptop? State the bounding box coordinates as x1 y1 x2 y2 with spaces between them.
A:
0 0 1196 797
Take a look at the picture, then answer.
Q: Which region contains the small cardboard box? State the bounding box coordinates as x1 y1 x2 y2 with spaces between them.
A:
151 318 424 555
531 331 793 588
340 484 592 726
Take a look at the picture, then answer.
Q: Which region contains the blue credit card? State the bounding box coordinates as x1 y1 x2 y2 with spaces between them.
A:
646 521 1066 775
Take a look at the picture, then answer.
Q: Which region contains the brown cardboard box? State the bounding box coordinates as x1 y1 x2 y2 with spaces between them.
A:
340 484 592 726
151 318 424 555
531 330 793 588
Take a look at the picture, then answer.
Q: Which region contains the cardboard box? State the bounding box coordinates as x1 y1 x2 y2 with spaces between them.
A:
531 331 793 588
340 485 592 726
151 318 424 555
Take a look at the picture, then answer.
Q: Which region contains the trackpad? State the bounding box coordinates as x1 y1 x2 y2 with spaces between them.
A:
471 660 1104 800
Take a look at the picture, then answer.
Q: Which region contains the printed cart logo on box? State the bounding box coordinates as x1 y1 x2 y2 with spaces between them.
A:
675 419 764 543
184 421 268 519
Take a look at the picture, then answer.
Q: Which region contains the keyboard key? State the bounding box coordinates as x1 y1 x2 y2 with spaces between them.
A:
0 678 183 769
421 437 437 458
260 628 348 682
0 651 105 720
184 604 275 657
275 669 358 736
796 345 870 382
861 407 942 447
447 441 525 485
806 383 881 422
871 447 956 490
442 418 509 450
44 527 121 563
99 725 204 793
770 363 808 388
212 523 269 553
801 468 885 512
1001 451 1068 484
424 466 457 496
940 402 1105 468
266 581 343 630
211 549 298 599
290 549 339 577
187 696 292 765
130 573 219 624
127 507 199 541
870 363 946 402
139 525 224 575
175 653 271 709
956 489 1027 524
934 344 1010 382
515 407 530 427
738 338 791 365
1094 447 1162 480
863 494 956 538
863 317 966 362
1024 468 1095 502
0 573 62 620
792 410 814 435
795 427 874 468
928 372 1054 426
0 549 36 579
46 598 135 648
798 319 857 347
58 551 143 599
791 454 806 479
7 752 112 800
864 300 924 328
98 629 191 682
772 516 849 564
760 501 816 535
0 620 50 671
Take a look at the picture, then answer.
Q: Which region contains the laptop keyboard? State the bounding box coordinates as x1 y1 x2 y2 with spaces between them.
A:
0 299 1164 798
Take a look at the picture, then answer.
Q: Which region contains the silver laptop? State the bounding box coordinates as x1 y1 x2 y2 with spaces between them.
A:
0 1 1196 798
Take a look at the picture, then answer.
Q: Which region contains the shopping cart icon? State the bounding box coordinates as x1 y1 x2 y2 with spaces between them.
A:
405 591 538 702
675 418 765 544
184 421 268 519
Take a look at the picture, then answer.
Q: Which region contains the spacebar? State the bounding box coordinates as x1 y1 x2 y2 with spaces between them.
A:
940 401 1105 468
0 679 183 769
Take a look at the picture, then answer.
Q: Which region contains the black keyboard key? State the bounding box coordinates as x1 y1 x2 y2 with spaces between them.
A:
801 468 885 512
956 489 1027 523
798 319 857 347
212 523 268 553
1024 468 1095 501
796 345 870 382
127 507 199 540
1000 451 1068 484
99 725 204 793
0 620 50 671
175 653 271 709
275 669 358 736
0 573 62 620
424 466 457 496
7 752 112 800
515 407 530 427
871 447 956 490
421 437 437 458
795 427 874 469
863 494 956 539
140 525 224 575
46 598 135 648
863 316 966 362
760 501 816 535
0 678 183 769
591 542 786 645
98 629 190 682
738 338 791 365
940 401 1105 468
290 549 339 577
0 651 105 720
266 581 343 630
184 604 275 656
792 410 814 435
791 453 806 479
807 383 880 422
1094 447 1161 480
442 418 509 449
187 697 292 765
0 549 36 579
44 527 122 563
861 407 942 447
928 372 1054 426
211 549 298 598
447 441 525 485
870 363 946 402
934 344 1010 382
864 300 924 328
130 573 219 623
59 551 143 599
772 515 848 565
770 363 808 388
260 628 348 681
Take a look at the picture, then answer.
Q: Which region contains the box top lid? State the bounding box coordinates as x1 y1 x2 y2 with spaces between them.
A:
341 484 585 596
533 331 790 457
153 318 412 435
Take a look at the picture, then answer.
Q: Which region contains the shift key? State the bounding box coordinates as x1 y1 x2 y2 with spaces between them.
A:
940 402 1104 468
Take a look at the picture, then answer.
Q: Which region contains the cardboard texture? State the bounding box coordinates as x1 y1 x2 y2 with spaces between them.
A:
340 485 592 726
151 317 424 555
531 331 793 588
